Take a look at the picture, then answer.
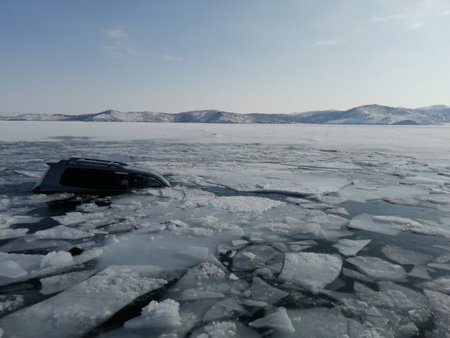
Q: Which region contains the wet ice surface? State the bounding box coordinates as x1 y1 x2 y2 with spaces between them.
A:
1 123 450 337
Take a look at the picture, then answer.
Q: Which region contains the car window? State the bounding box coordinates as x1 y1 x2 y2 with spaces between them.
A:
60 168 128 190
128 174 164 189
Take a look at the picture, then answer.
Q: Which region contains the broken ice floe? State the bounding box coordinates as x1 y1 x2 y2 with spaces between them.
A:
249 307 295 333
39 269 96 295
279 252 342 294
0 249 102 286
418 277 450 294
424 289 450 337
381 245 432 265
250 277 289 304
190 320 260 338
346 256 407 282
202 298 250 322
232 244 283 272
332 238 371 256
349 213 450 238
408 265 432 280
271 307 380 338
330 281 431 337
0 265 167 338
209 196 284 214
124 299 181 329
0 294 24 316
0 227 29 240
33 224 95 240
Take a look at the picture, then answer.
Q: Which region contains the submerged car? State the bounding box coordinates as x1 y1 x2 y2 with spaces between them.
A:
33 157 170 194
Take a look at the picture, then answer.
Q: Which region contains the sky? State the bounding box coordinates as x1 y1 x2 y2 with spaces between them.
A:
1 0 449 114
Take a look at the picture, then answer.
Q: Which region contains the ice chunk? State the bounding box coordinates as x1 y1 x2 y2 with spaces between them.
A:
168 261 249 303
0 249 102 286
347 256 407 282
250 277 288 304
342 268 374 283
33 225 95 240
339 181 427 203
373 215 450 238
354 281 430 324
179 246 210 260
232 245 283 271
348 214 400 236
231 239 249 247
427 262 450 271
408 265 431 280
418 277 450 294
332 238 371 256
424 290 450 337
181 289 225 301
0 260 27 278
0 215 42 229
0 265 167 338
40 251 73 268
190 320 260 338
52 212 106 226
0 228 29 240
381 245 432 265
0 238 72 253
272 307 347 338
203 298 249 322
0 294 24 316
124 299 181 329
209 196 284 214
279 252 342 294
40 270 96 295
284 214 351 241
249 307 295 333
287 240 317 252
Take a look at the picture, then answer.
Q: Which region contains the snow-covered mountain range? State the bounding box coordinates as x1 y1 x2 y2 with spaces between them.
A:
2 104 450 125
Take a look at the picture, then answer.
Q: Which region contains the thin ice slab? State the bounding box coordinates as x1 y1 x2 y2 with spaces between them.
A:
347 256 408 282
279 252 342 294
332 239 371 256
0 265 167 338
124 298 181 329
424 290 450 337
381 245 432 265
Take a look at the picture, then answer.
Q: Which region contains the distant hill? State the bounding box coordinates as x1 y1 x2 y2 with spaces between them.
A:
2 104 450 125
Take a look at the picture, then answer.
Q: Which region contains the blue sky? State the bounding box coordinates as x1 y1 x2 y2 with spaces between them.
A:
1 0 449 114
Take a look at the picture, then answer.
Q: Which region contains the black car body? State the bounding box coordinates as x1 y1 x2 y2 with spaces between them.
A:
33 158 170 194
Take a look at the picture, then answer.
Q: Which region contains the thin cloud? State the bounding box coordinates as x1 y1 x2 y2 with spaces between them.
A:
313 39 347 47
162 54 184 62
372 14 404 23
103 27 128 39
410 22 424 29
101 27 138 58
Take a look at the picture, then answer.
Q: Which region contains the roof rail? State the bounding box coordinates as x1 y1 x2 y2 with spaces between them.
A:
67 157 128 168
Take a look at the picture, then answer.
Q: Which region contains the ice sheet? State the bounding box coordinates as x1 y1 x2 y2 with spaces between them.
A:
2 123 450 336
0 265 167 338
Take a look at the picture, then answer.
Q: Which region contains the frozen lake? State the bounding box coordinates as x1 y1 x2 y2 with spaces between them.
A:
1 122 450 337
